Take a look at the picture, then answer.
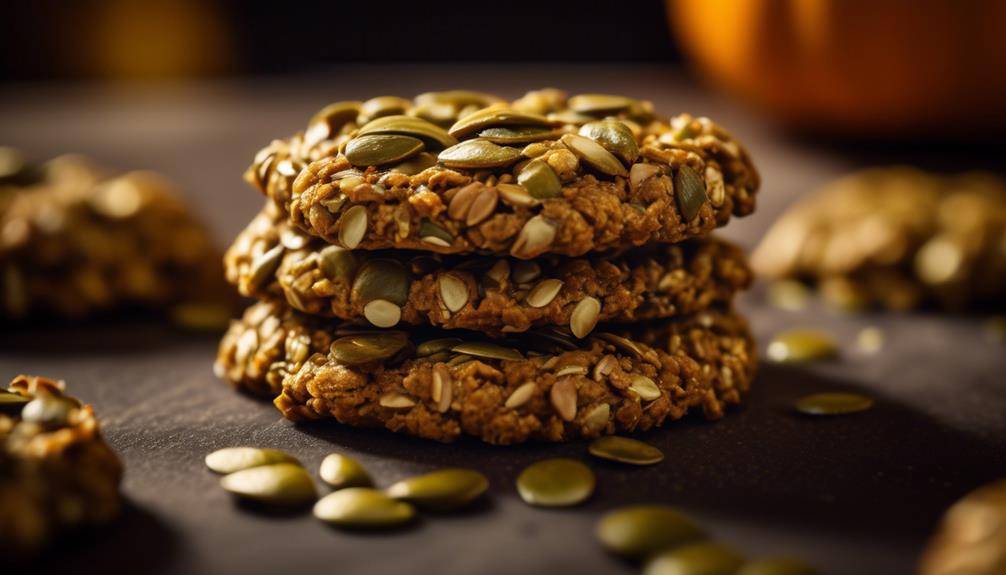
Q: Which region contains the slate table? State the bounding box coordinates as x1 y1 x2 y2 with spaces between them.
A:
3 65 1005 575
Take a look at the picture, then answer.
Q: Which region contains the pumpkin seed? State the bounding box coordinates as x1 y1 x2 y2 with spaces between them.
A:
415 90 499 110
438 139 522 169
345 134 424 167
0 389 30 415
313 487 415 528
497 183 539 207
248 244 284 291
526 278 563 308
795 392 873 416
20 393 75 428
570 297 601 338
419 220 454 247
351 259 410 306
856 327 884 354
408 102 458 126
206 447 299 474
511 215 557 259
479 125 563 145
589 436 664 465
644 542 744 575
359 96 411 123
596 505 705 558
305 101 362 147
674 166 707 223
568 94 636 115
550 377 578 421
767 280 810 312
736 558 819 575
628 374 661 401
319 245 358 282
337 204 368 249
548 109 597 124
357 115 458 149
330 332 408 365
630 162 662 191
363 300 401 328
516 458 595 507
417 337 463 357
517 160 562 199
583 404 611 434
448 107 554 138
505 382 537 409
431 364 453 413
319 453 372 489
379 392 416 409
391 151 438 175
451 341 522 361
560 133 627 177
438 273 469 313
387 468 489 511
220 463 316 507
579 121 640 163
447 354 474 367
766 330 838 363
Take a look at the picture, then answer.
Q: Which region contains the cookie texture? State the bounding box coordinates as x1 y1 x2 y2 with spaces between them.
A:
216 300 755 444
225 204 753 334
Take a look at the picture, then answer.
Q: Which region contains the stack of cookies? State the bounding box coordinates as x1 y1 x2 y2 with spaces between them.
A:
216 90 760 444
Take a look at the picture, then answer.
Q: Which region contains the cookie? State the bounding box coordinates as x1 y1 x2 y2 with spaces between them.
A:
1 375 123 556
752 167 1006 311
225 204 753 334
245 90 759 258
0 151 231 319
215 300 755 444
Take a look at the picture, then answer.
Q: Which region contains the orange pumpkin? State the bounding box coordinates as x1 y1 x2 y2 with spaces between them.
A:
669 0 1006 135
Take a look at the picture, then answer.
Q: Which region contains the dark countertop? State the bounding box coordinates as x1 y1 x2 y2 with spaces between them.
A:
3 65 1005 575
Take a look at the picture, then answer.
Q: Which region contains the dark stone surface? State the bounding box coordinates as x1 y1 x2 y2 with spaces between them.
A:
2 65 1005 575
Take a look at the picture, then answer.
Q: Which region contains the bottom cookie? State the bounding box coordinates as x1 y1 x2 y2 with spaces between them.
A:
216 301 756 444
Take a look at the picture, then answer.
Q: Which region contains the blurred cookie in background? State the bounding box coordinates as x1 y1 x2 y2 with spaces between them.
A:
920 479 1006 575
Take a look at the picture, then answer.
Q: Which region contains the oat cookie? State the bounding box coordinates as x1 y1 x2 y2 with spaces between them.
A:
225 204 753 334
245 90 759 258
215 300 755 444
1 375 123 556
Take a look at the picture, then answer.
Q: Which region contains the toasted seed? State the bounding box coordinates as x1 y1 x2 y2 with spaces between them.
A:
560 134 627 177
497 183 539 207
345 134 424 167
330 332 408 365
484 259 510 289
550 377 578 421
583 404 611 434
555 364 588 377
511 261 541 284
516 458 595 507
766 330 838 363
568 94 636 115
417 337 463 357
379 392 416 409
305 101 362 147
451 341 522 361
359 96 411 123
431 364 453 413
419 220 454 246
248 245 284 291
220 463 316 507
313 488 415 528
391 151 438 175
570 297 601 338
0 389 30 415
511 215 557 259
736 558 819 575
352 259 410 306
465 186 498 225
337 204 368 249
589 436 664 465
579 121 639 163
319 245 358 282
438 140 522 169
517 160 562 199
644 542 745 575
596 505 705 558
363 300 402 328
449 107 555 138
705 164 726 207
319 453 373 489
357 115 458 149
628 374 661 401
20 394 75 428
387 468 489 511
593 354 619 380
629 162 662 191
505 382 537 409
448 182 481 220
526 279 563 308
206 447 299 474
795 392 873 416
438 273 469 313
674 166 707 223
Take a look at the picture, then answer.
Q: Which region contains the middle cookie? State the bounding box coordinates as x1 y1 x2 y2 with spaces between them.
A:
226 204 752 335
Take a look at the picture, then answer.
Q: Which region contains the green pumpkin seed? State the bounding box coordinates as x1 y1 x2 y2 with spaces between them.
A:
206 447 299 474
419 219 454 247
357 115 458 149
386 468 489 511
596 505 705 558
451 341 523 361
589 436 664 465
516 458 595 507
248 244 284 292
795 392 873 416
568 94 636 115
0 389 30 415
560 133 627 177
579 121 640 163
438 139 522 169
479 126 563 145
736 558 819 575
351 259 410 306
416 337 464 357
674 166 707 223
319 453 373 489
391 151 438 175
345 134 424 167
359 96 411 123
644 542 745 575
220 463 316 507
305 101 362 146
415 90 500 110
330 331 409 365
448 107 555 138
517 160 562 199
447 354 474 366
318 245 358 282
20 393 76 428
408 103 458 127
313 487 415 528
766 330 838 363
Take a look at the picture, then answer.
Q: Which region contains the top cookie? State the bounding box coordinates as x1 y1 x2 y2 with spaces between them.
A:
246 90 759 258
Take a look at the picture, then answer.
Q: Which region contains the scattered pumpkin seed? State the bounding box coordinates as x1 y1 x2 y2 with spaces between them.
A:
517 160 562 199
313 487 415 528
568 94 636 115
526 278 563 308
795 392 874 416
736 558 819 575
357 115 458 149
345 134 424 167
644 542 745 575
511 215 557 259
579 120 640 163
628 374 661 401
451 341 522 361
351 259 410 307
337 204 368 249
330 332 409 365
416 337 463 357
438 273 469 313
386 468 489 511
20 393 75 428
419 220 454 247
319 453 372 489
516 458 595 507
206 447 299 475
248 245 284 291
305 101 362 147
560 133 627 177
550 377 578 421
220 463 316 507
505 382 537 409
0 389 30 415
438 139 522 169
318 245 358 282
448 107 555 138
596 505 705 559
767 329 838 363
589 436 664 465
674 166 707 223
570 296 601 338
